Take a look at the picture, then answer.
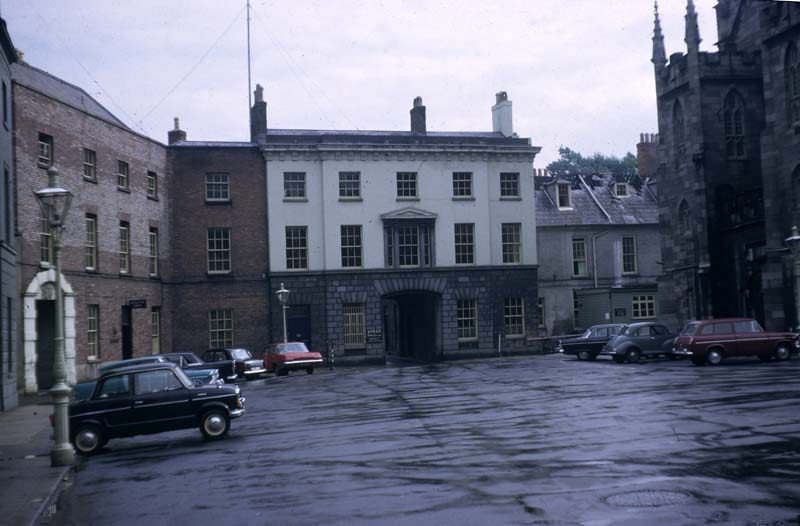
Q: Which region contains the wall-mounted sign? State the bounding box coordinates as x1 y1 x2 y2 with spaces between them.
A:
128 299 147 309
614 308 627 317
367 328 383 343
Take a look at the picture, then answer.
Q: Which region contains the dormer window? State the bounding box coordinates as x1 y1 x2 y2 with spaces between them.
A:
615 183 628 197
557 183 571 209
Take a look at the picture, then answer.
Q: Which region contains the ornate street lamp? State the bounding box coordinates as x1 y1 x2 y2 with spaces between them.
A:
786 226 800 331
34 166 74 467
276 283 289 343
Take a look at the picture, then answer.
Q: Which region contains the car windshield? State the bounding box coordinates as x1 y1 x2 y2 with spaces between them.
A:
173 367 193 388
182 353 202 364
622 325 642 336
680 322 701 336
99 356 163 373
230 349 252 360
579 329 591 338
276 342 309 354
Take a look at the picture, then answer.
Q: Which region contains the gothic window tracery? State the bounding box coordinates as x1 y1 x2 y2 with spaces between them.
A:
723 92 746 159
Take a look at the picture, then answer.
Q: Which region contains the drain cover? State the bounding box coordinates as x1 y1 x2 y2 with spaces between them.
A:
606 490 694 507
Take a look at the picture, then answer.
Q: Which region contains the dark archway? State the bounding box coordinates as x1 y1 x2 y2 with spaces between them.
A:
382 291 440 362
35 300 55 390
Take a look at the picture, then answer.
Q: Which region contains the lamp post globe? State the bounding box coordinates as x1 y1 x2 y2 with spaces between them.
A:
35 166 75 466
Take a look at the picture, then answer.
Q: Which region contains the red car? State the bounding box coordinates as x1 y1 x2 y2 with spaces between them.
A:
672 318 799 366
264 342 324 376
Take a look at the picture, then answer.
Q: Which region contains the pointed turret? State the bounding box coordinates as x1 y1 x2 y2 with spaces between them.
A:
684 0 701 53
651 1 666 69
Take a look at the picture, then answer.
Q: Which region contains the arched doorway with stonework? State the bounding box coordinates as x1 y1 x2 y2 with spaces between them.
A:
23 269 76 393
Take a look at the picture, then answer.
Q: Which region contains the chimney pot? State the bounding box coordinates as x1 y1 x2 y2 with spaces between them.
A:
167 117 186 145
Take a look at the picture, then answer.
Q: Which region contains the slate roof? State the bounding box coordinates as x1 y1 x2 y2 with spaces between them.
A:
535 173 658 227
11 62 129 129
171 141 256 148
261 128 535 148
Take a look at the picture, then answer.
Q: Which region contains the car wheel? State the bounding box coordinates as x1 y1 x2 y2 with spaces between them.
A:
200 410 230 440
774 344 791 361
72 424 106 455
613 355 626 364
626 349 641 364
706 349 724 366
577 350 591 361
306 367 314 374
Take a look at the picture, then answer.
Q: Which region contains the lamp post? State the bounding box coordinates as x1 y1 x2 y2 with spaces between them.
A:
276 282 289 343
786 226 800 331
35 166 74 467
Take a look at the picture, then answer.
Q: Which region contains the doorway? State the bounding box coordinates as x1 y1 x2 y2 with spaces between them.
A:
383 291 440 361
35 300 55 390
286 304 311 348
121 306 133 359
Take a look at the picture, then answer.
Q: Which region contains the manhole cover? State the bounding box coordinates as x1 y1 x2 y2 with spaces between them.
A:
606 490 694 507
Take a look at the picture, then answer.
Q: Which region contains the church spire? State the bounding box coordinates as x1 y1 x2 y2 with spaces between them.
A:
684 0 701 53
652 1 666 68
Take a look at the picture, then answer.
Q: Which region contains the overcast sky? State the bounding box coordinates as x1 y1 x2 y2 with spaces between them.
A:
2 1 719 166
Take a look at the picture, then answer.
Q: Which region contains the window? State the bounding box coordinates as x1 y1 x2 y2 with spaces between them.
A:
37 133 53 168
340 225 362 267
615 183 628 197
572 238 587 276
338 172 361 199
383 222 434 268
457 299 478 341
117 160 129 190
85 215 97 271
39 209 52 265
87 304 99 359
557 183 571 208
632 295 656 319
452 172 473 198
500 172 520 198
207 227 231 274
205 173 230 201
622 236 637 274
151 307 161 355
283 172 306 199
396 172 418 199
82 149 96 181
98 375 130 398
285 226 308 269
343 303 366 348
209 309 233 348
501 223 521 264
135 370 183 395
504 297 525 337
723 92 746 159
148 228 159 276
454 223 474 264
146 171 158 199
787 43 799 127
119 222 130 274
397 226 419 266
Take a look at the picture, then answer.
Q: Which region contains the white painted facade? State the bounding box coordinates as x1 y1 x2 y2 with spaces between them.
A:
267 155 537 272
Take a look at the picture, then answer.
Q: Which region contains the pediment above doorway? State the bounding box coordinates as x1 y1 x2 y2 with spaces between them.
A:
380 207 437 222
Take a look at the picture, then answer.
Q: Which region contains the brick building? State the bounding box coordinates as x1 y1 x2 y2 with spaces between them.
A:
652 0 800 330
535 168 661 335
12 62 171 392
0 17 16 410
261 92 541 362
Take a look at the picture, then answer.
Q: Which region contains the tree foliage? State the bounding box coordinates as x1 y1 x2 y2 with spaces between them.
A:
545 147 637 178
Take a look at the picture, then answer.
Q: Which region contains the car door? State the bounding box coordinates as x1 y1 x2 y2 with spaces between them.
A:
588 327 608 353
91 374 134 434
131 369 193 433
711 321 738 356
650 324 674 353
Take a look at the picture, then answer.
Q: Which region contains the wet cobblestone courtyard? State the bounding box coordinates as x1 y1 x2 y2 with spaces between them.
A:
57 354 800 525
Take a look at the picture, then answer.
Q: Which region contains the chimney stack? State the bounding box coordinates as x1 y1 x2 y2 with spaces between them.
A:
168 117 186 145
410 96 426 134
491 91 513 137
250 83 267 144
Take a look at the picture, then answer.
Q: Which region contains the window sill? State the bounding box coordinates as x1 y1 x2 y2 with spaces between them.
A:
285 268 309 272
207 271 232 277
147 195 159 202
85 268 97 274
500 196 522 201
118 272 132 277
452 196 475 201
557 206 573 211
117 186 131 194
86 355 100 364
283 197 308 203
149 273 159 279
205 199 232 205
396 197 419 202
83 176 98 184
338 197 363 202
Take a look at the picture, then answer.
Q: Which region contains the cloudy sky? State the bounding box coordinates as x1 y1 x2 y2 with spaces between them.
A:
3 1 719 166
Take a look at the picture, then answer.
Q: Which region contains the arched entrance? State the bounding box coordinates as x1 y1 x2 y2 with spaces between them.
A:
23 270 76 393
382 291 441 361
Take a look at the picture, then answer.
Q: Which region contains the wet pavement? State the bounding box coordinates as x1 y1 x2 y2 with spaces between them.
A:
55 355 800 525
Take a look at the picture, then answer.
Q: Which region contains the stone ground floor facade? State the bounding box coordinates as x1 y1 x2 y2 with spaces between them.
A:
268 266 539 363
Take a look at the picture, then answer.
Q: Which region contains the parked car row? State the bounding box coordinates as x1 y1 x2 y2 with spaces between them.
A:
558 318 800 366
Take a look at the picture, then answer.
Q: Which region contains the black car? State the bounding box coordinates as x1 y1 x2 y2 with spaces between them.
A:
69 362 245 455
599 322 676 363
160 352 238 383
557 324 626 361
202 348 266 380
